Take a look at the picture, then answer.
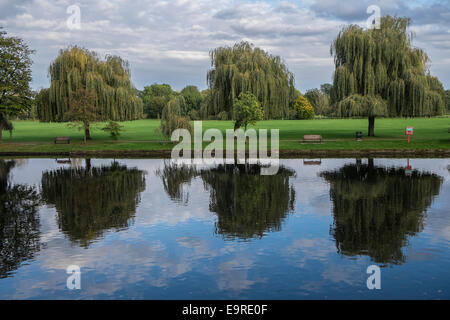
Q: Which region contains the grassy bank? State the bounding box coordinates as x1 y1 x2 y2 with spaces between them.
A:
0 118 448 154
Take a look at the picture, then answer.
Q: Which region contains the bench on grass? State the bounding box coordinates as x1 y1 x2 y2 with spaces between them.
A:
302 135 322 143
54 137 71 144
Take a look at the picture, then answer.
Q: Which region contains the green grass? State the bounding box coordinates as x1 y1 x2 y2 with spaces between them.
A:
0 118 449 153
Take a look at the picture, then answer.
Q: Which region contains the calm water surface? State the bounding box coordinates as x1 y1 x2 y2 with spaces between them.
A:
0 158 449 299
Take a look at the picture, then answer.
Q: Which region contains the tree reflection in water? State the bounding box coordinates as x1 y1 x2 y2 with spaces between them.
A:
320 159 443 265
0 160 40 278
41 160 146 248
157 162 296 240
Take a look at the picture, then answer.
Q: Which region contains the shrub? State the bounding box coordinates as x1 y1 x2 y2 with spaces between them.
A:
293 95 315 119
102 121 124 140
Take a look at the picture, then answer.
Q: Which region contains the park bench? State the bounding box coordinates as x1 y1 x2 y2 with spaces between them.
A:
302 135 322 144
54 137 71 144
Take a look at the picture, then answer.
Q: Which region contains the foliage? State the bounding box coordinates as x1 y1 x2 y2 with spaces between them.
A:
102 121 124 140
37 46 143 123
446 90 450 113
232 92 264 130
160 96 193 138
305 89 330 116
293 95 315 119
330 16 446 135
139 83 174 119
181 85 203 114
64 88 100 143
0 28 34 140
207 41 296 119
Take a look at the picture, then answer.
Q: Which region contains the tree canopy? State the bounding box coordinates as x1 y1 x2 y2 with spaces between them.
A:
330 16 446 136
233 92 264 131
139 83 174 119
0 29 34 140
37 46 143 123
207 41 296 119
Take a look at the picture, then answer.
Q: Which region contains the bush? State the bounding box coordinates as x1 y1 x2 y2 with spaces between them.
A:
217 111 229 121
102 121 124 140
293 95 315 119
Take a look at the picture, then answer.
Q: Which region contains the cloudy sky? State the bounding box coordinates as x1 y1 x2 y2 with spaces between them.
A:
1 0 449 92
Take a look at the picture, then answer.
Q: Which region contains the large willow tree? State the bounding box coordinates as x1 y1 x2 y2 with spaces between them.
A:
331 16 446 136
41 161 146 247
37 46 143 134
207 41 296 120
321 160 442 264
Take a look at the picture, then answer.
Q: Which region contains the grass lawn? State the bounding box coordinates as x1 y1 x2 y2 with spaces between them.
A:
0 118 449 153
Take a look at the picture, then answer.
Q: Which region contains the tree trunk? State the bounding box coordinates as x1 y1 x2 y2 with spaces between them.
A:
368 116 375 137
85 127 91 141
0 124 3 141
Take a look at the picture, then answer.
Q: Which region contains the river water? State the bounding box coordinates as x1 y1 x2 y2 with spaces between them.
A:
0 158 448 299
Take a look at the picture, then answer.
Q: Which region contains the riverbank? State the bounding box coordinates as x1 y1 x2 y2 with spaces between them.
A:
0 118 448 157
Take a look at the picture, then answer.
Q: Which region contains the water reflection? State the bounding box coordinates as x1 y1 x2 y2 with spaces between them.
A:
320 159 443 265
0 160 40 278
41 160 146 247
157 163 296 240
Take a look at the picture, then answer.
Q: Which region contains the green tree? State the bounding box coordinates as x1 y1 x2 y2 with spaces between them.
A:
0 29 35 140
445 90 450 113
293 95 315 119
139 83 174 118
331 16 446 136
160 96 192 138
37 46 143 134
305 89 330 116
233 92 264 131
181 85 202 115
207 41 296 119
64 88 101 143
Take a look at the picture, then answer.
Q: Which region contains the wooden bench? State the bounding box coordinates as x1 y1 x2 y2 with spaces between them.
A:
54 137 71 144
302 135 322 144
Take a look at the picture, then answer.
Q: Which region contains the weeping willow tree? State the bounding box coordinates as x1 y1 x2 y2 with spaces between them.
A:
0 160 41 278
41 161 146 247
160 95 192 138
157 162 296 240
37 46 143 137
320 160 443 264
331 16 446 136
207 41 296 120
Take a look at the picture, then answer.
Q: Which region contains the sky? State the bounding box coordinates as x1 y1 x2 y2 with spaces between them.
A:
1 0 449 92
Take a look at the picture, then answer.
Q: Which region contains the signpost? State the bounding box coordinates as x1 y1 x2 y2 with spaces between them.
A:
405 127 413 143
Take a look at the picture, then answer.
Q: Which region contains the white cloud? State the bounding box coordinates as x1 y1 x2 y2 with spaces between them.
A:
0 0 448 91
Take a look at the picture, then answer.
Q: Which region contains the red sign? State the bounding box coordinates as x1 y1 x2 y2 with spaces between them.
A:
406 127 414 143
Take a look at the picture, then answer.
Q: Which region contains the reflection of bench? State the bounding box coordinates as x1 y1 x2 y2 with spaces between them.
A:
56 159 71 164
303 160 322 165
54 137 70 144
303 135 322 143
